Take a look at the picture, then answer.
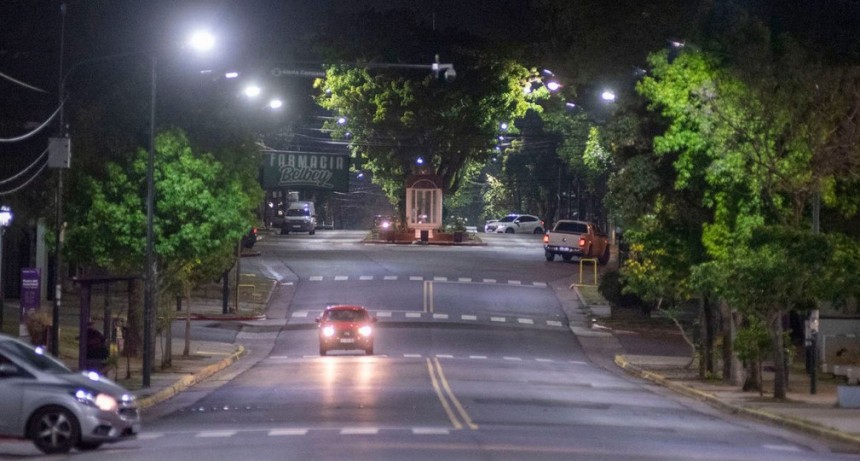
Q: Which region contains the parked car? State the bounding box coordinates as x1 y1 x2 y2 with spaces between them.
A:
0 333 140 454
281 201 316 235
486 214 545 234
316 305 377 356
543 220 610 264
483 219 499 233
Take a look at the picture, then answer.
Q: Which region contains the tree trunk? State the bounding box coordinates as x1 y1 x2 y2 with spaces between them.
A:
656 298 697 369
721 300 744 385
770 309 787 399
124 279 142 357
183 285 192 357
699 296 715 378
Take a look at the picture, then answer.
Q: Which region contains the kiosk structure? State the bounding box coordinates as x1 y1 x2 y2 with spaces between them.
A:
405 174 443 241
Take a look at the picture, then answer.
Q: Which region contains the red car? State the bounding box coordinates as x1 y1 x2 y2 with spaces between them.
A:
315 305 377 356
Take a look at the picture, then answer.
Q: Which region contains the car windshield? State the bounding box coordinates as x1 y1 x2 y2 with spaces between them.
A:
286 209 310 217
556 222 588 233
327 309 368 322
499 216 517 223
0 339 71 374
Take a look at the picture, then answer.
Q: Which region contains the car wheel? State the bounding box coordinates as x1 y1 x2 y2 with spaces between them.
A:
29 406 80 454
505 228 514 234
319 345 327 356
562 254 573 262
309 229 315 235
545 251 555 262
598 246 611 265
365 344 374 355
533 227 543 234
76 441 104 451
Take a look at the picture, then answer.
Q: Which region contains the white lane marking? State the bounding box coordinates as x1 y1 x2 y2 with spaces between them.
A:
461 315 477 321
508 280 522 285
518 318 534 324
762 444 802 452
503 356 522 361
490 317 506 322
334 275 348 281
412 427 450 435
376 311 392 317
436 354 454 359
470 355 487 360
269 355 290 359
137 433 164 440
384 275 397 280
292 312 308 318
433 276 447 282
309 276 323 281
341 427 379 435
196 430 237 438
433 313 449 320
547 320 563 327
570 360 588 365
458 277 471 283
483 278 496 283
359 275 373 280
533 282 547 288
536 358 553 362
406 312 422 318
268 428 308 436
404 354 422 358
409 276 423 281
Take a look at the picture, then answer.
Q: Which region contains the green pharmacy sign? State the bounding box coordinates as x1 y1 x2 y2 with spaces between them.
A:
261 149 349 192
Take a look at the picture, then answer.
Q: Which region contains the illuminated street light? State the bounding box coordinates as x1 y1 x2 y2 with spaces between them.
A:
601 90 616 102
225 71 239 79
268 98 283 109
188 30 215 52
244 85 262 98
546 81 561 92
337 116 347 125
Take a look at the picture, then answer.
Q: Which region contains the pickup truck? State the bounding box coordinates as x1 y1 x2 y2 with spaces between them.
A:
543 220 610 264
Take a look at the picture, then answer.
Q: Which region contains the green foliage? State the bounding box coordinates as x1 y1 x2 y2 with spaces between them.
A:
315 55 536 215
65 129 262 300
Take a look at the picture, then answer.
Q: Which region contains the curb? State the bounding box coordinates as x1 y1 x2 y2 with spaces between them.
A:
136 344 246 410
614 354 860 449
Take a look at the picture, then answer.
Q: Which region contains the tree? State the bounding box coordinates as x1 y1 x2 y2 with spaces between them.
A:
65 129 262 359
315 55 536 221
635 10 860 398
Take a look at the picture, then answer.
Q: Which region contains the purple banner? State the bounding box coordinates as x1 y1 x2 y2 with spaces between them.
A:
20 268 40 317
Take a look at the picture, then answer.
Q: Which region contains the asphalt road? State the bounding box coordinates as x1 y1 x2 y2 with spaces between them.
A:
22 231 859 460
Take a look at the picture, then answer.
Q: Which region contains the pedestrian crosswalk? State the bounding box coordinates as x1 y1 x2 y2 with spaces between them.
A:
304 274 547 288
289 310 566 329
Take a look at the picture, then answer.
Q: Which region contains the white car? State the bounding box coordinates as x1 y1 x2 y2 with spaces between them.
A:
485 214 545 234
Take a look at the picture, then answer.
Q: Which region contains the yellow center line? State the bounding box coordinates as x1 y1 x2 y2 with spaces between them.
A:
432 358 479 430
426 358 462 430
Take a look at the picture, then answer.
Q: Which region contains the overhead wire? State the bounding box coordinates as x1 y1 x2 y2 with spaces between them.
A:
0 70 49 93
0 147 48 185
0 102 64 143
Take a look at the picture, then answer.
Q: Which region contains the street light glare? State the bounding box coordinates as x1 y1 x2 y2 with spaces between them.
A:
225 71 239 79
546 81 561 92
244 85 261 98
189 30 215 51
601 90 616 102
269 98 283 109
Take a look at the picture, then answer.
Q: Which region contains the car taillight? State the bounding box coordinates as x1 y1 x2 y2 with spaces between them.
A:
579 237 586 247
543 234 549 244
251 227 257 236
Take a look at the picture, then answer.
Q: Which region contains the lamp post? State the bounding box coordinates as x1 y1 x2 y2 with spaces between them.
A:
0 206 13 333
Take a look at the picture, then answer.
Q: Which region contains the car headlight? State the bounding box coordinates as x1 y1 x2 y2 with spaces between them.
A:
74 389 118 412
358 325 373 337
322 326 335 337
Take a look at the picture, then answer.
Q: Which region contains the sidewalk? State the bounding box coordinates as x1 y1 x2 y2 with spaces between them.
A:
565 283 860 451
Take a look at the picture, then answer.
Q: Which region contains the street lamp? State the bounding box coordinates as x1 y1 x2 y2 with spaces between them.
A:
0 206 13 333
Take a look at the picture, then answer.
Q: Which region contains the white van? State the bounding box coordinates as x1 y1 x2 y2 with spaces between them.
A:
282 201 316 235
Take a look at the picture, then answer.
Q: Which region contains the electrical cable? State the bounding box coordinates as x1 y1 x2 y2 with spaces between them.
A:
0 147 48 185
0 70 49 93
0 159 48 196
0 102 63 143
